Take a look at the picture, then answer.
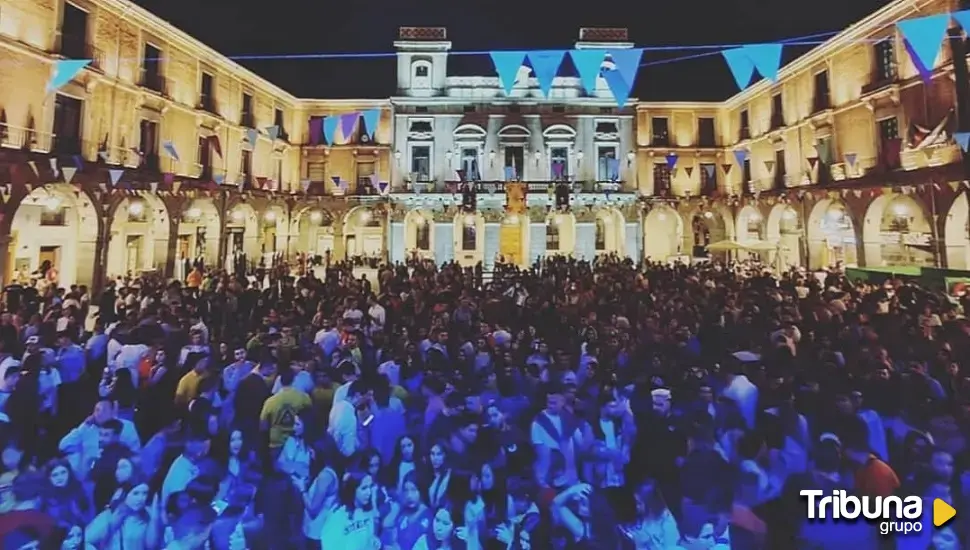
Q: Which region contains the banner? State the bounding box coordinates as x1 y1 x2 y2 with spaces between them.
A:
955 133 970 153
339 112 358 141
569 50 606 95
47 59 91 93
361 109 380 139
897 13 949 77
490 51 527 95
722 44 783 89
665 152 678 170
323 117 339 144
528 51 566 98
109 169 124 186
603 70 631 107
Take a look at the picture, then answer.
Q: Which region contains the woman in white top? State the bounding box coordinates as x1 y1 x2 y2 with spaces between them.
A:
619 480 680 550
84 480 162 550
411 505 482 550
277 414 313 483
319 471 380 550
384 435 418 499
300 450 339 548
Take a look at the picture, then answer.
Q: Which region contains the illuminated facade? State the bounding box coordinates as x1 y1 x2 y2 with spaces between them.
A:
0 0 968 290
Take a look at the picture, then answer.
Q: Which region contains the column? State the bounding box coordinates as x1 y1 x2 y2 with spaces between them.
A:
575 223 595 261
434 222 454 265
483 222 500 271
164 219 179 279
625 222 641 261
529 223 546 266
0 234 11 287
389 222 405 264
333 222 346 262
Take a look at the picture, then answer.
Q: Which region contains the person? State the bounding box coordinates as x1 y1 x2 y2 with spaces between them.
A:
328 379 370 459
319 471 379 549
260 365 312 456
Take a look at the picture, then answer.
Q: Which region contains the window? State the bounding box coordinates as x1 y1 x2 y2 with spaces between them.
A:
61 3 89 59
773 149 786 189
240 149 252 180
274 108 287 140
550 147 568 180
415 65 429 77
410 145 431 182
594 121 619 135
700 163 717 194
197 136 212 179
460 148 480 181
40 208 67 226
653 163 671 196
739 109 750 140
742 158 752 184
595 219 606 251
597 146 618 181
462 224 476 251
53 94 83 155
200 72 215 112
874 40 898 82
698 118 716 147
813 71 830 112
139 120 158 169
771 94 784 129
416 219 431 250
651 117 670 146
142 43 163 93
357 161 375 192
878 117 900 141
463 105 476 113
408 119 433 133
504 146 524 180
241 93 254 128
546 222 560 250
413 62 431 89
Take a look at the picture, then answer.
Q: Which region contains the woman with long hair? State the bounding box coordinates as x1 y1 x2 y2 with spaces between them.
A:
301 439 340 550
384 434 419 499
216 428 260 501
41 458 92 528
99 368 137 422
93 455 136 511
84 479 162 550
617 480 680 550
411 504 482 550
382 470 431 550
318 470 380 550
59 523 96 550
424 442 452 509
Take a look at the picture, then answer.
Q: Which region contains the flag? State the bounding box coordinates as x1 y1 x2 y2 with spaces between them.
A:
744 44 784 81
163 141 180 161
665 152 678 170
528 50 566 97
897 14 950 75
733 149 748 166
569 50 606 95
339 112 359 141
323 117 339 144
490 51 527 95
704 164 716 179
46 59 91 93
245 129 258 147
955 133 970 152
108 169 124 186
603 70 631 107
722 48 756 90
265 125 280 141
609 49 643 92
361 109 380 139
62 166 77 184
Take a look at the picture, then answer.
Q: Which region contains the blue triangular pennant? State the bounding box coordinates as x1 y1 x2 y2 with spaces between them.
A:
609 49 643 93
703 164 716 180
490 51 527 95
956 132 970 152
245 128 258 146
665 152 678 170
162 141 180 162
214 174 225 185
722 48 755 90
897 14 950 74
47 59 91 93
744 43 784 81
265 126 279 141
569 50 606 95
844 152 858 166
953 10 970 36
361 109 380 139
528 50 566 98
108 169 124 186
603 70 631 107
733 148 748 166
322 117 339 144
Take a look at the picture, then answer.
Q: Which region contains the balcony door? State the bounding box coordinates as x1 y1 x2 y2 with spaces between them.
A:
140 120 159 170
53 95 83 155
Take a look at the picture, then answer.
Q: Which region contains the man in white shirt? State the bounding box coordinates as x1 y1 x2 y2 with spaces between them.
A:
59 399 141 478
328 380 371 458
161 431 210 505
722 365 759 430
366 295 386 330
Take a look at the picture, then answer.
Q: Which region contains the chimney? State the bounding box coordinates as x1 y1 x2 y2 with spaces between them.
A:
575 27 634 50
397 27 448 41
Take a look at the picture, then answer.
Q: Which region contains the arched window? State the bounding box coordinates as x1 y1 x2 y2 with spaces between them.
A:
412 61 432 89
462 224 476 251
595 218 606 251
416 219 430 250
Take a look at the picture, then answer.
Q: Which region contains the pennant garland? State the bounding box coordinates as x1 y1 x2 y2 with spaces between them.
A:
703 164 716 180
245 129 258 148
721 44 784 89
602 49 643 108
685 166 694 178
47 59 91 93
361 109 381 139
265 125 280 141
955 132 970 153
844 152 858 166
62 166 77 184
665 152 678 170
733 149 748 166
323 117 339 145
603 70 631 108
109 169 124 186
339 113 359 140
569 50 606 95
490 51 527 95
528 51 566 98
896 13 950 76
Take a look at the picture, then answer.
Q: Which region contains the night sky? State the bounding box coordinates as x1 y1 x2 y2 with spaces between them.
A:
133 0 892 101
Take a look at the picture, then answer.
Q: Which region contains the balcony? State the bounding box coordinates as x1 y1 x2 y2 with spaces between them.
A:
142 72 168 96
197 97 218 116
651 136 670 147
52 135 82 156
399 180 632 194
861 75 899 98
738 128 751 141
0 123 54 152
241 113 255 129
812 95 832 114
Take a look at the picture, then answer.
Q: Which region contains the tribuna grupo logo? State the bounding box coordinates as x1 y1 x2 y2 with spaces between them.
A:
801 490 923 535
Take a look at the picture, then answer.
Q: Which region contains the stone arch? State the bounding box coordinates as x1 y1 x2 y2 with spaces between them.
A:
735 205 766 243
454 211 486 267
807 199 859 268
945 192 970 269
8 184 100 288
226 202 259 272
106 193 171 279
453 124 488 140
292 205 336 257
594 207 625 256
545 210 576 256
404 208 435 258
343 205 384 259
542 124 577 140
177 198 222 278
497 124 531 139
258 203 289 259
765 203 803 268
684 205 734 258
643 205 683 262
862 193 934 267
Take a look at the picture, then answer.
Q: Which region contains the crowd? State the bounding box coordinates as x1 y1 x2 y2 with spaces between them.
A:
0 250 968 550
